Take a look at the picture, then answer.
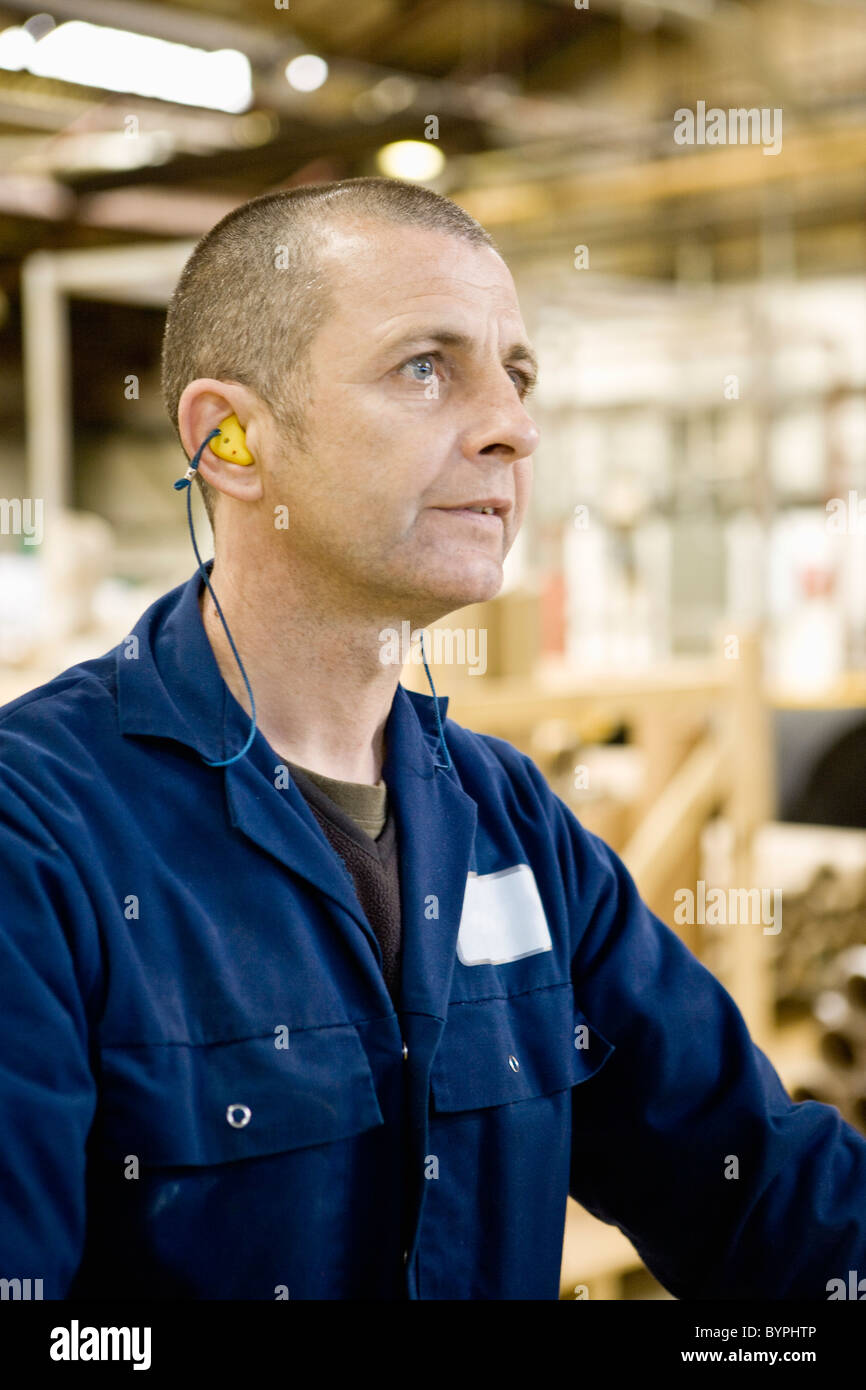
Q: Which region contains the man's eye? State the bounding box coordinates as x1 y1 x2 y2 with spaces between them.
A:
397 353 535 397
508 368 535 397
399 354 439 383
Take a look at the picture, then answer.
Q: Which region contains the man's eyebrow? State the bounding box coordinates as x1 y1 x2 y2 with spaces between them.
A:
383 327 539 381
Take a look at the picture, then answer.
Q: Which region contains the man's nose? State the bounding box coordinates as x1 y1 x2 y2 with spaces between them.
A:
461 373 540 462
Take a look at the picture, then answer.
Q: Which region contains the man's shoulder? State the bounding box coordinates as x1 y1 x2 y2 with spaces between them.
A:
0 647 120 769
432 700 562 816
436 700 619 871
445 713 533 777
401 685 534 780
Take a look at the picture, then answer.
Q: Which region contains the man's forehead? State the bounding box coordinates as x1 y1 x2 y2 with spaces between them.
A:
319 217 519 314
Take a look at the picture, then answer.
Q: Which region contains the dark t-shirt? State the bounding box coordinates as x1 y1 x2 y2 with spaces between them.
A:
287 762 403 1004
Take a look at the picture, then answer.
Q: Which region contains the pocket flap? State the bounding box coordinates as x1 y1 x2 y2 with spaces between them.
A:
430 987 615 1114
95 1025 384 1165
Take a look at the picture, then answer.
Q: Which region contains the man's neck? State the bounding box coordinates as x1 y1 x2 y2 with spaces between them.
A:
197 562 402 785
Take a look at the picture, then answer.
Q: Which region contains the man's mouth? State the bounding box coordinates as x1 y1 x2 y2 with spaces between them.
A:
435 506 503 524
432 499 509 525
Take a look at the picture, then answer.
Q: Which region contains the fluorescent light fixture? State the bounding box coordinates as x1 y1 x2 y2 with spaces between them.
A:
0 25 34 68
376 140 445 181
285 54 328 92
0 22 252 113
53 132 176 173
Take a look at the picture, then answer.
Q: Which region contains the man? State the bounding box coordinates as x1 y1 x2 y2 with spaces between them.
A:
1 176 864 1301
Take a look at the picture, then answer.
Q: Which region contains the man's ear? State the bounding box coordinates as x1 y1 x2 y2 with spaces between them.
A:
177 380 263 504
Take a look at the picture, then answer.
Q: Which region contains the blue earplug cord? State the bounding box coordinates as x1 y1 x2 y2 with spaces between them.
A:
174 428 452 772
174 428 256 767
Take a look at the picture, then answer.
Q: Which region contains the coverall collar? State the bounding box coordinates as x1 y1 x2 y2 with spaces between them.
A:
116 558 450 769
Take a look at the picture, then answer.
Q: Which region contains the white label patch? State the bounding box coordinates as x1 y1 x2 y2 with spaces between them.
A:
456 864 553 966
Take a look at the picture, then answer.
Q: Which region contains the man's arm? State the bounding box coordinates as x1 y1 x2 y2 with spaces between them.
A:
525 755 866 1298
0 782 100 1298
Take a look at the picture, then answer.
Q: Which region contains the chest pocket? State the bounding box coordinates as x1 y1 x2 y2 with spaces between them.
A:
93 1025 384 1166
456 864 552 966
430 984 614 1113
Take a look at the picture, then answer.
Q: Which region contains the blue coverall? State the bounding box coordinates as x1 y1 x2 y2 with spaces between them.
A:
0 561 864 1299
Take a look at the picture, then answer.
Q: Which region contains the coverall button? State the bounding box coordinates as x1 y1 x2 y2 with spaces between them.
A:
226 1103 252 1128
508 1054 520 1072
403 1249 409 1264
402 1041 408 1060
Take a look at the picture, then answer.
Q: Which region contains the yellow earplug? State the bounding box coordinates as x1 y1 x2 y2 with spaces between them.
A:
210 413 254 465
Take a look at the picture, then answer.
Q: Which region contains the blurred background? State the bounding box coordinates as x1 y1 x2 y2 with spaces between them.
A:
0 0 864 1299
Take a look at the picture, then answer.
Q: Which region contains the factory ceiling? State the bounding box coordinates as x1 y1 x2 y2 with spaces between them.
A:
0 0 861 282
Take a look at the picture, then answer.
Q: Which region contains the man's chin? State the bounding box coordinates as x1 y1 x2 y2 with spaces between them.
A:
419 566 503 613
373 554 504 623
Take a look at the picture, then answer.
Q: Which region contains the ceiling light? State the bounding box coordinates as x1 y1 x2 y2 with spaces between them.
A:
376 140 445 181
0 21 252 113
0 26 35 69
285 54 328 92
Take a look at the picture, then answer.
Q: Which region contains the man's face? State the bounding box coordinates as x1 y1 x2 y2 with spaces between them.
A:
262 218 540 621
